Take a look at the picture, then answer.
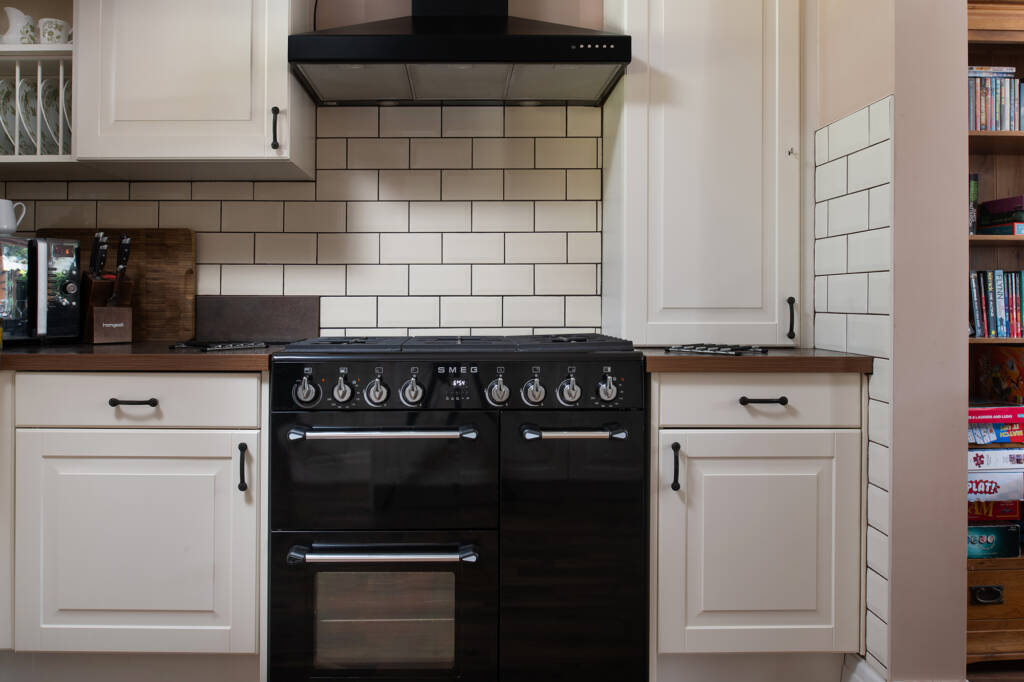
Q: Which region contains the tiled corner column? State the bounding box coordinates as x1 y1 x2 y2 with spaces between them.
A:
814 95 894 680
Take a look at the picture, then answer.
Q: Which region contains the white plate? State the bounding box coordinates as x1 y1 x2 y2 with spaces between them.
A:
60 78 71 134
39 78 64 152
0 80 18 154
17 79 58 154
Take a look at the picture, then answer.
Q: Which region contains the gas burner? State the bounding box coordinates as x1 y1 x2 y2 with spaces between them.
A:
283 336 406 353
280 334 635 354
401 336 519 352
509 334 635 353
666 344 770 356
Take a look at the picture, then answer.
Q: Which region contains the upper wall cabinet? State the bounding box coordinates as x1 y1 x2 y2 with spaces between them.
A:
73 0 314 178
602 0 800 345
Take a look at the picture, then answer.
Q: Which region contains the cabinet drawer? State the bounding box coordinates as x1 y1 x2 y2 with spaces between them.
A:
969 569 1024 621
16 372 259 428
658 372 861 428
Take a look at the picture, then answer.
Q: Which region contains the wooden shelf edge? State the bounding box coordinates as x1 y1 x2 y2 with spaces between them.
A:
971 235 1024 246
970 338 1024 344
970 132 1024 154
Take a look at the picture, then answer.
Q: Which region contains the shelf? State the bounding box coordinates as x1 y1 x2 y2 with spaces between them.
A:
970 337 1024 344
971 234 1024 246
0 44 71 58
969 131 1024 154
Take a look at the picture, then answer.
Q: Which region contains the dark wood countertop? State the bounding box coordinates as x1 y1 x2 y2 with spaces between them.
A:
642 348 874 373
0 342 281 372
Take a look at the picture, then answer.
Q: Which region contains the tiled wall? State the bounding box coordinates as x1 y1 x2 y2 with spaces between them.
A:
813 96 893 680
2 105 603 335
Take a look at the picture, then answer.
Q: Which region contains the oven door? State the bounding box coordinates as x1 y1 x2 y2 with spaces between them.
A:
270 530 498 682
272 411 499 531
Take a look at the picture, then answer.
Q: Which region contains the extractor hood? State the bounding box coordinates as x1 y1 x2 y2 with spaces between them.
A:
289 0 631 106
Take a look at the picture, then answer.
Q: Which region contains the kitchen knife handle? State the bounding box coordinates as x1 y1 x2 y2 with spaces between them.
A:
237 442 248 492
786 296 796 339
270 106 280 150
670 441 682 492
108 398 158 407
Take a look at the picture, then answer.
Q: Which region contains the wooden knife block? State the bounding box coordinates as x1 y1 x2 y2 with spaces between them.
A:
83 274 134 344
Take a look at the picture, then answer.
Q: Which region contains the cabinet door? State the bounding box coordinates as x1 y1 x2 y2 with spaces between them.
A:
15 429 258 653
604 0 800 344
657 429 860 653
74 0 288 159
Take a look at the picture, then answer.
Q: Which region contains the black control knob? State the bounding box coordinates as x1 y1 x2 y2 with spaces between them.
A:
294 376 320 406
558 376 582 405
522 378 546 405
597 374 619 402
364 377 389 406
487 377 510 405
401 377 424 405
332 377 353 403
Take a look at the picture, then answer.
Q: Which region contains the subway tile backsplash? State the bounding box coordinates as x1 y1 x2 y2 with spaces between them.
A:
5 105 602 335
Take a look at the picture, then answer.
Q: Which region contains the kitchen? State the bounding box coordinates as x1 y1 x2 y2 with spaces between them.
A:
0 1 964 682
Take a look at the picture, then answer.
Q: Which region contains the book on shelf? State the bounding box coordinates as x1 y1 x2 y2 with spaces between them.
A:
971 173 979 234
970 403 1024 424
968 66 1021 131
970 448 1024 470
978 222 1024 235
969 500 1021 521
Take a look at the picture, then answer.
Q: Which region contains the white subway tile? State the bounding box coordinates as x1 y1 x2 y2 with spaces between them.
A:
196 233 254 264
828 190 869 235
348 201 409 232
869 399 892 447
505 170 566 200
470 327 532 335
815 157 846 202
866 611 889 666
814 276 827 312
410 265 472 295
441 296 502 326
196 264 220 295
381 233 442 263
286 201 346 233
97 201 158 228
870 358 891 403
814 201 827 238
536 201 596 231
255 233 317 264
378 297 440 327
473 138 534 169
316 139 347 169
869 442 891 491
568 233 601 262
159 201 220 231
814 235 846 275
535 264 596 294
380 107 440 137
348 138 410 169
814 313 847 351
472 264 533 295
535 138 597 168
411 138 472 169
848 314 891 358
866 569 889 622
869 183 891 229
505 233 566 263
318 107 378 137
472 201 533 231
868 484 890 536
869 97 892 145
254 182 316 201
220 265 283 295
317 170 379 201
504 106 566 136
347 327 408 336
410 327 469 336
848 227 891 272
321 296 377 327
410 201 471 231
442 106 503 137
535 327 597 334
814 127 828 166
828 107 870 160
379 170 440 200
69 182 128 200
192 182 252 200
7 181 66 199
347 264 409 295
221 201 283 232
868 271 891 314
566 169 601 200
827 273 868 313
848 140 892 192
441 170 503 200
317 233 380 264
502 296 564 326
566 296 601 326
867 528 890 578
284 265 347 295
567 107 601 136
443 233 504 263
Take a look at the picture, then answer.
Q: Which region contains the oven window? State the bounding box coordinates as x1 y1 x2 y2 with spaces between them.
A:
315 572 456 670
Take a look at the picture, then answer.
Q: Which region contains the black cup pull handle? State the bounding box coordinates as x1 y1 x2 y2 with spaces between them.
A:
237 443 249 492
270 106 280 150
108 397 158 407
971 584 1004 605
739 396 789 406
786 296 796 339
670 442 681 491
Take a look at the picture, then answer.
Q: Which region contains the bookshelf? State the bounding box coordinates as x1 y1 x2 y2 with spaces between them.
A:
971 130 1024 154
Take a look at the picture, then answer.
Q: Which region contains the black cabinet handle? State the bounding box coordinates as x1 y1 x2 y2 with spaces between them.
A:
237 443 248 492
108 397 158 407
670 442 681 491
270 106 280 150
971 584 1004 605
739 396 789 406
786 296 796 339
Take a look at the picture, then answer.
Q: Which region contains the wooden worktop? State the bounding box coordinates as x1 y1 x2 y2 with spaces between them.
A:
0 342 280 372
642 347 874 373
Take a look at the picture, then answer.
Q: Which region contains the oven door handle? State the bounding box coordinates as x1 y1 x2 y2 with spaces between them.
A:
286 545 479 565
520 424 628 441
287 425 479 441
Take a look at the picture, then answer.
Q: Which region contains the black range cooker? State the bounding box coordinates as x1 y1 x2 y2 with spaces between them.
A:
269 334 647 682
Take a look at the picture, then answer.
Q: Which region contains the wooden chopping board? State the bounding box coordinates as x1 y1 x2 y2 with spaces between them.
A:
37 228 195 342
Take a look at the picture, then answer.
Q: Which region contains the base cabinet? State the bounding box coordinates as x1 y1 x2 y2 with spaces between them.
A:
14 428 258 653
657 429 860 652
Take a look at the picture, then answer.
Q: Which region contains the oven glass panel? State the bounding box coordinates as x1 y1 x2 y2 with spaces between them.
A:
315 572 455 670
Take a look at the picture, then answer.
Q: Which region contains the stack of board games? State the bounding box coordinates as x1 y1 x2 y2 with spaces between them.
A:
969 445 1024 558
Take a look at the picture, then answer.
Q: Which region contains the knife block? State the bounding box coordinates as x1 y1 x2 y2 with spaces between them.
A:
83 273 134 344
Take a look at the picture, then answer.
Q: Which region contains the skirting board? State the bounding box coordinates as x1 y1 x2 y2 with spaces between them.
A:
843 655 887 682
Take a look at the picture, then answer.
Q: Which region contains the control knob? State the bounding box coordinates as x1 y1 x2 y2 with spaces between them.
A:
486 377 510 405
332 376 353 403
558 376 582 405
598 374 619 402
522 378 546 406
401 377 424 405
294 376 320 406
364 377 390 406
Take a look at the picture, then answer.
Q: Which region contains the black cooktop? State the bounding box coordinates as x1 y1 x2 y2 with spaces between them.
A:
282 333 634 354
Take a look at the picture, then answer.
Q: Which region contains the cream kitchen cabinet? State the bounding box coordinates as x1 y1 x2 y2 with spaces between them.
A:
602 0 800 344
73 0 314 178
0 372 12 650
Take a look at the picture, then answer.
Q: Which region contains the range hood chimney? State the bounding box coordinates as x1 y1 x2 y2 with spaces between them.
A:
289 0 631 107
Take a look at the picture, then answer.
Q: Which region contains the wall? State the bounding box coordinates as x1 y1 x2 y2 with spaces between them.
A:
813 97 894 679
3 106 604 335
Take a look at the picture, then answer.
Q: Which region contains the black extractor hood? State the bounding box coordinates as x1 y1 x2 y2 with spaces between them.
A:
289 0 631 106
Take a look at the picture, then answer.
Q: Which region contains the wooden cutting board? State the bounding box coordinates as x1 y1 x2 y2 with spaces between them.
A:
37 228 195 342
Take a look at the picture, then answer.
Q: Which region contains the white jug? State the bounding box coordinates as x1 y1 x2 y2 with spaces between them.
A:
1 7 37 44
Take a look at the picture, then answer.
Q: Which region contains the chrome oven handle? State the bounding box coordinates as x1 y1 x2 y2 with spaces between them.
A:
287 545 479 565
288 426 479 441
520 425 628 441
